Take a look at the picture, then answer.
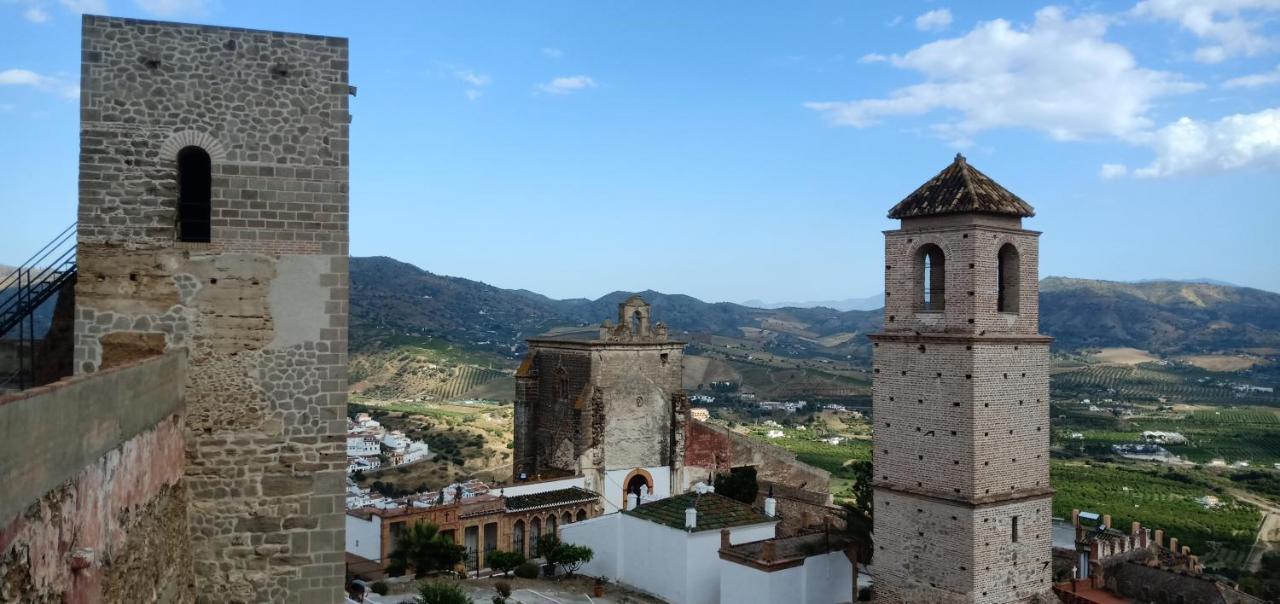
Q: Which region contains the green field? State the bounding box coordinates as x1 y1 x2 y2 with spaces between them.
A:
1053 406 1280 465
1050 461 1261 569
1052 362 1280 407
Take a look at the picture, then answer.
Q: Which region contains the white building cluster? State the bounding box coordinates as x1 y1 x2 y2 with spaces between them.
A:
346 412 431 474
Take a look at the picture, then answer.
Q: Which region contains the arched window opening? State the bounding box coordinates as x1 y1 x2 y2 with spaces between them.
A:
513 520 526 557
530 518 542 556
554 365 568 403
562 511 572 525
630 309 642 334
915 244 946 311
547 514 558 535
176 145 212 242
576 509 587 522
997 244 1020 313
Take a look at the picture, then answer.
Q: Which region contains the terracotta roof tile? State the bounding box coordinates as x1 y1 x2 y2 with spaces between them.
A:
888 154 1035 219
504 487 599 512
625 492 773 532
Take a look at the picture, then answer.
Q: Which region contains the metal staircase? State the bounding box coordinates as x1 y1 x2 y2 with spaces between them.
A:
0 223 77 390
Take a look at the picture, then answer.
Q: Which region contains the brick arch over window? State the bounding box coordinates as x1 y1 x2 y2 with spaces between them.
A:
997 243 1021 313
160 129 227 162
621 467 654 507
913 242 947 312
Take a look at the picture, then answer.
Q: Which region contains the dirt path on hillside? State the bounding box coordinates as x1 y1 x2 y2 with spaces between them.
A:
1233 489 1280 573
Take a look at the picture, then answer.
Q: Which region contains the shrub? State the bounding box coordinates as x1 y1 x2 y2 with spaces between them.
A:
486 550 525 576
419 580 470 604
370 581 389 596
513 562 539 579
495 580 512 597
386 522 466 578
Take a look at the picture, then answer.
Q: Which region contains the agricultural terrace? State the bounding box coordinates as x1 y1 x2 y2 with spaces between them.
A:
1050 461 1262 570
1053 405 1280 465
1051 361 1279 407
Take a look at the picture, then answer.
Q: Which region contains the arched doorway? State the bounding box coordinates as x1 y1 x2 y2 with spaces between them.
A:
621 468 654 508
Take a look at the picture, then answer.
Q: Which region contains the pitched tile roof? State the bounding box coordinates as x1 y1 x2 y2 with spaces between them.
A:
887 154 1035 219
504 487 599 512
625 492 774 532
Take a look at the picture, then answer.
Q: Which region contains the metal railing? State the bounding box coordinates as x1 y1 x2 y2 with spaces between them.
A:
0 223 77 390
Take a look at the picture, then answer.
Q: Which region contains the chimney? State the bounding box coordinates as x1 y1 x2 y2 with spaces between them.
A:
764 485 777 518
1169 537 1178 555
685 507 697 530
626 492 639 510
1072 509 1082 541
1102 514 1112 530
1154 529 1164 548
720 529 731 550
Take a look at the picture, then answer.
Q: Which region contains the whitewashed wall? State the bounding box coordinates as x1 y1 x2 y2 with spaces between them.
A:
717 548 854 604
345 514 381 561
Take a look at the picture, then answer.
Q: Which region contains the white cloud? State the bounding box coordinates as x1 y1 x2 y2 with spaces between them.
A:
453 69 491 87
133 0 207 16
59 0 107 13
1099 163 1129 178
1223 64 1280 88
858 53 889 64
1126 108 1280 176
805 7 1199 143
537 75 596 95
915 8 953 32
1131 0 1280 63
23 5 49 21
464 89 481 101
541 47 564 59
0 68 78 99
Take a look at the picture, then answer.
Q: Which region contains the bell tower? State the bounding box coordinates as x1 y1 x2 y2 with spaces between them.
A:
870 155 1053 603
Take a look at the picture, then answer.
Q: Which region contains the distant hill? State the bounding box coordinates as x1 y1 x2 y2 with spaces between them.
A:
1039 277 1280 354
741 293 885 312
350 256 881 362
351 257 1280 362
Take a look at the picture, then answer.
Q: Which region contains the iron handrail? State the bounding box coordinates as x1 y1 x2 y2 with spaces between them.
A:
0 222 75 293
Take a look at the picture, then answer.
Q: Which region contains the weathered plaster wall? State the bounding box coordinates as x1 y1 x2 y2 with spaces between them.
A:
75 15 350 603
0 353 192 603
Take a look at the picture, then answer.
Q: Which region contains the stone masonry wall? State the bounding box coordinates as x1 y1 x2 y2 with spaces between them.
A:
75 16 349 603
0 354 192 603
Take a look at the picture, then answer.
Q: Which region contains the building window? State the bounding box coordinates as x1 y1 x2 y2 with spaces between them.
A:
530 518 541 555
997 243 1020 313
1011 516 1020 543
554 365 568 403
176 145 212 242
562 511 572 525
915 244 945 311
513 520 526 557
547 514 558 535
576 509 587 522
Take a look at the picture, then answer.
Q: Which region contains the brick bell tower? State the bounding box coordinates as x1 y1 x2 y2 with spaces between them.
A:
870 154 1053 603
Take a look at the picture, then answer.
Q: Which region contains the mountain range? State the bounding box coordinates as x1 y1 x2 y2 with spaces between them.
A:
350 256 1280 361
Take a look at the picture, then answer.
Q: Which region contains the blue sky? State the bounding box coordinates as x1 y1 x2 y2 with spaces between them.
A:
2 1 1278 303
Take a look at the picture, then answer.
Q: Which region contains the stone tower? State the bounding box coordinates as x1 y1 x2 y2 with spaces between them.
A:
870 155 1053 603
75 16 350 602
513 296 687 511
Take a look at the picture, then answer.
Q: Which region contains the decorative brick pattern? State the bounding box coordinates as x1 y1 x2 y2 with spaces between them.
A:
871 196 1053 601
74 15 349 603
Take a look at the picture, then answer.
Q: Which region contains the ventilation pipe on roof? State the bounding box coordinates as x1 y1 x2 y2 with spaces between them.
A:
627 493 639 510
764 485 777 518
685 507 697 530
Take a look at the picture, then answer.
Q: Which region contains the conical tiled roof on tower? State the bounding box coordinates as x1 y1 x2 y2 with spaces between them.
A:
887 154 1035 219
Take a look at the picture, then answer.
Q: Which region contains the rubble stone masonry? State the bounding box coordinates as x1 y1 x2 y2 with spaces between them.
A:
74 16 349 603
